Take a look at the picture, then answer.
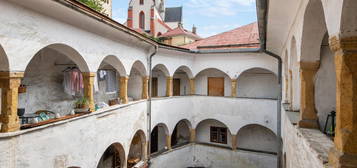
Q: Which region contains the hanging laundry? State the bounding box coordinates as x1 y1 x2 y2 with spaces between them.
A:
63 68 84 96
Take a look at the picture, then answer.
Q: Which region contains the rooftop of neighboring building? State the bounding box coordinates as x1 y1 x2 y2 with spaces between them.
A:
159 24 201 40
182 22 260 50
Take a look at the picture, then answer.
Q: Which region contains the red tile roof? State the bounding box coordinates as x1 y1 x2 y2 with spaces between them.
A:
160 26 201 40
182 22 260 50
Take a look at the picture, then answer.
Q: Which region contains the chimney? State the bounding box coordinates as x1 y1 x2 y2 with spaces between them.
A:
192 25 197 34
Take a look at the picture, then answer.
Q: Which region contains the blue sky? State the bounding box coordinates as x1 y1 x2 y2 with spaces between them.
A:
112 0 257 37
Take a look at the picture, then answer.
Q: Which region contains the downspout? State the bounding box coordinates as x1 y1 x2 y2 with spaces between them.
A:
147 44 158 166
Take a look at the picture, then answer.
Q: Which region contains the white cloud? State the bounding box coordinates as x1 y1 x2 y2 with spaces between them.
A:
186 0 255 17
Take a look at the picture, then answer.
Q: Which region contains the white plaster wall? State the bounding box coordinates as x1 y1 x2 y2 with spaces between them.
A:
237 125 278 153
237 69 279 99
315 44 336 129
152 96 277 136
150 144 277 168
0 101 147 168
152 70 167 97
196 120 232 148
130 0 154 31
195 69 231 96
128 69 143 101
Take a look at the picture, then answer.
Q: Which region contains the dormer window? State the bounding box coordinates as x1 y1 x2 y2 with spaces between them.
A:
140 0 144 5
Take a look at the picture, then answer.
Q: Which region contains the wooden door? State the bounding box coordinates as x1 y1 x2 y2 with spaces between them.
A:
208 77 224 96
173 78 181 96
152 77 158 97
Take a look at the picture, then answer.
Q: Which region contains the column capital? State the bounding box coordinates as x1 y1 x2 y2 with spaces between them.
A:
330 36 357 52
81 72 96 77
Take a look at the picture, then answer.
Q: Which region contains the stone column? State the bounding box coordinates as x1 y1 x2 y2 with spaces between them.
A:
119 76 129 104
190 128 196 142
189 78 195 95
82 72 95 112
328 36 357 167
142 76 149 99
0 72 23 133
231 134 238 151
231 79 237 97
166 135 172 150
166 77 173 97
298 61 320 129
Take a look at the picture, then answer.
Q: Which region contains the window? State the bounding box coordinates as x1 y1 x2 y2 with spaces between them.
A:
210 126 227 144
139 11 145 30
140 0 144 5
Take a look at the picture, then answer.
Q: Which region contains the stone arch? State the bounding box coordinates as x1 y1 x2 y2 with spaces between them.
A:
172 66 193 96
290 37 300 111
300 0 327 62
0 44 9 71
98 55 127 76
171 119 192 147
236 68 279 99
128 60 147 101
195 119 232 147
127 130 146 168
152 64 170 97
21 43 90 116
150 123 169 153
236 124 278 153
194 68 231 96
27 43 90 72
97 143 126 168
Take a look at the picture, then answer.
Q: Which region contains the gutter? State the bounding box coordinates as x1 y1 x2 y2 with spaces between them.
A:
147 44 158 166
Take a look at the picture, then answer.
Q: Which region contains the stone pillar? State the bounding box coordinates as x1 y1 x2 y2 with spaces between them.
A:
0 72 23 133
298 61 320 129
166 135 172 150
328 36 357 167
166 77 173 97
82 72 95 112
119 76 129 104
189 78 195 95
143 140 148 161
190 128 196 142
142 76 149 99
231 134 238 151
284 75 289 103
231 79 237 97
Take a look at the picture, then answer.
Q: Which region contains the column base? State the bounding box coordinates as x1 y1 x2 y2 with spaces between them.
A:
329 147 357 168
298 119 319 129
0 120 20 133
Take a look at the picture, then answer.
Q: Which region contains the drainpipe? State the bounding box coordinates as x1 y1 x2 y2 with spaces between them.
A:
147 44 158 167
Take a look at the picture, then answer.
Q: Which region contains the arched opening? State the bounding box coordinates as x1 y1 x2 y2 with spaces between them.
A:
127 130 146 168
128 61 147 101
152 64 169 97
157 32 162 37
150 123 169 154
18 44 89 125
314 33 336 130
97 143 125 168
195 68 231 96
95 56 126 107
171 119 191 147
139 11 145 30
172 66 193 96
195 119 232 148
236 124 278 154
290 37 300 111
237 68 279 99
0 44 9 72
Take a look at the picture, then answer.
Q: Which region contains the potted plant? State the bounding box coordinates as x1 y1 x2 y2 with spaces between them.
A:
74 97 89 113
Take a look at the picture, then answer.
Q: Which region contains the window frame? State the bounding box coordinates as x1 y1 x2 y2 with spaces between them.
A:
210 126 227 144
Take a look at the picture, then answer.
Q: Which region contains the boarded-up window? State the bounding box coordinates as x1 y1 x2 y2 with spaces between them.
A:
210 126 227 144
208 77 224 96
173 78 180 96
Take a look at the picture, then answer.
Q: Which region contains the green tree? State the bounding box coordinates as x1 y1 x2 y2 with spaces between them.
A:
77 0 105 13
